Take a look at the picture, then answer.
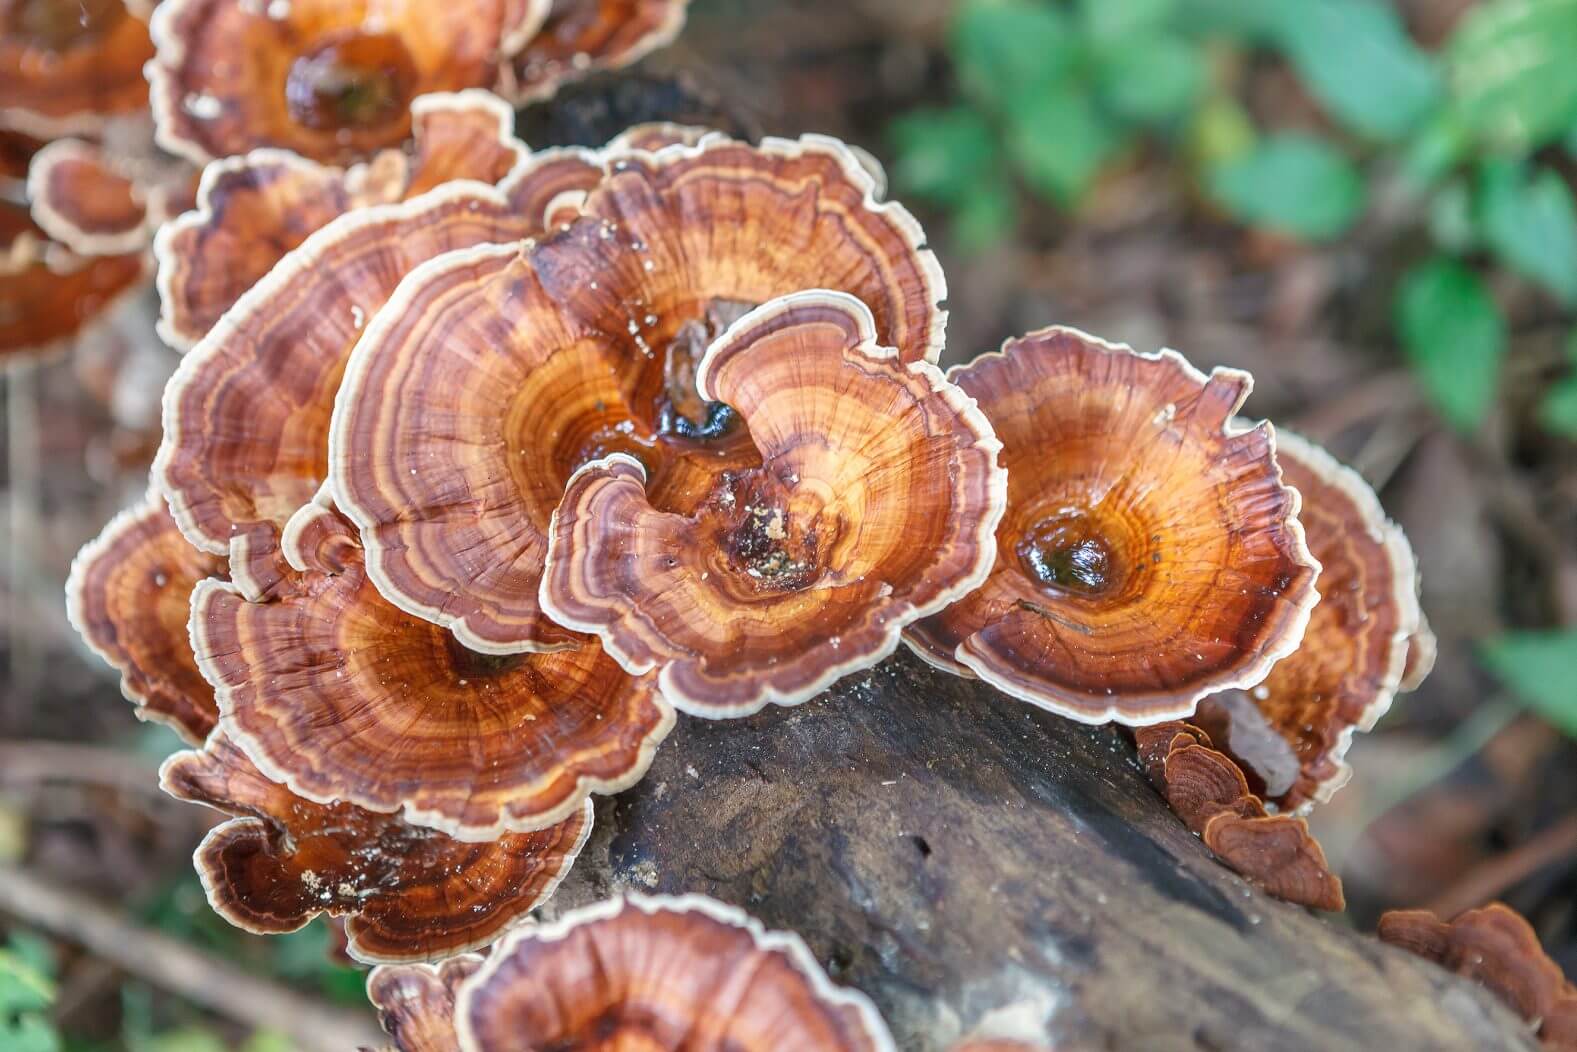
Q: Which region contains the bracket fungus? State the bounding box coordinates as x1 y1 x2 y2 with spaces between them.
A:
147 0 544 164
1379 903 1577 1046
456 894 896 1051
330 132 946 656
540 291 1004 715
190 496 673 840
1194 429 1433 813
161 732 591 963
65 493 227 744
905 327 1320 726
155 90 529 349
1135 721 1344 911
0 0 154 138
367 956 481 1052
506 0 690 104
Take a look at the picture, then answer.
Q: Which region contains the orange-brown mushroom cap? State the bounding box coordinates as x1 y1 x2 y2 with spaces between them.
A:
66 494 227 744
1195 429 1428 812
26 139 149 257
367 956 482 1052
1 200 146 363
330 133 946 655
1134 721 1344 911
456 894 897 1052
905 328 1320 726
0 0 153 138
1379 904 1571 1035
161 731 591 963
506 0 690 105
154 90 530 350
147 0 542 164
539 291 1004 715
191 497 673 840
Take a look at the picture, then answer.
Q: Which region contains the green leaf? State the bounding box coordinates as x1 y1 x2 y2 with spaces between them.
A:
1540 377 1577 435
1447 0 1577 153
887 106 1002 206
1079 0 1175 44
952 180 1018 251
1269 0 1442 141
1477 160 1577 304
1482 630 1577 737
1206 133 1365 240
1175 0 1284 39
1005 85 1121 205
0 950 58 1052
1095 32 1206 125
951 0 1080 109
1401 110 1472 188
1428 180 1480 254
1394 258 1506 430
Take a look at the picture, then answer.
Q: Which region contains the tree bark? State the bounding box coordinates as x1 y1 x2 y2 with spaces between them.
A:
549 649 1536 1051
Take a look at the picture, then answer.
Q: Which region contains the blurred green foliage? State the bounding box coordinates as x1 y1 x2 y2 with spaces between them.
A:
889 0 1577 439
1481 630 1577 737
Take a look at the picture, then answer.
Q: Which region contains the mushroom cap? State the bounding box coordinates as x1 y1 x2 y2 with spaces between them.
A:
367 956 481 1052
905 328 1320 726
1134 721 1344 911
65 494 227 744
1 201 146 363
1378 904 1570 1028
506 0 690 105
191 497 673 840
1195 429 1427 813
540 290 1005 716
456 894 896 1052
161 732 590 963
330 132 946 655
0 0 153 138
27 139 149 257
147 0 540 164
155 89 528 349
155 174 538 601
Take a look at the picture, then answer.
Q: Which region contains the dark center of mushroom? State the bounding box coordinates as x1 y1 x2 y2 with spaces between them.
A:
4 0 120 48
653 298 755 441
284 31 418 134
442 634 528 681
711 471 827 593
1017 510 1124 597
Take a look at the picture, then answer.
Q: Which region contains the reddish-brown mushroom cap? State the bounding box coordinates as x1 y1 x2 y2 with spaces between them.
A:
161 732 590 963
0 0 153 138
147 0 541 164
367 956 482 1052
155 177 539 600
331 133 946 655
539 291 1004 715
191 497 673 840
1 201 146 363
905 328 1320 726
26 139 148 257
1379 903 1571 1037
155 89 528 350
1194 429 1428 812
1134 721 1344 911
456 894 896 1051
65 494 227 744
506 0 690 104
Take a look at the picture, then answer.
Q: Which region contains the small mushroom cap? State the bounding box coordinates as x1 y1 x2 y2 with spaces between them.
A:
191 498 673 840
367 956 482 1052
906 328 1320 726
161 732 590 963
0 0 153 138
331 133 945 654
156 179 536 600
1378 904 1570 1029
1 201 146 363
156 89 527 349
457 894 896 1052
147 0 538 164
506 0 689 105
541 290 1005 716
1134 721 1344 911
1195 429 1427 812
27 139 149 257
66 494 227 744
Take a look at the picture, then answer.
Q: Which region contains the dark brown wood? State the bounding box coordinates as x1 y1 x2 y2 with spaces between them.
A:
549 649 1536 1051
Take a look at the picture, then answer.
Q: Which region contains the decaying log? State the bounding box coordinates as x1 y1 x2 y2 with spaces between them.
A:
549 650 1537 1051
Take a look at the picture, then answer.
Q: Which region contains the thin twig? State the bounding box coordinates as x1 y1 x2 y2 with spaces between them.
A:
1425 811 1577 920
0 864 383 1052
0 742 165 796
